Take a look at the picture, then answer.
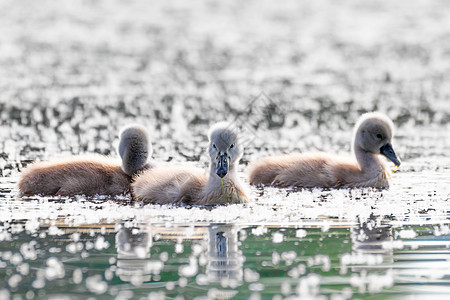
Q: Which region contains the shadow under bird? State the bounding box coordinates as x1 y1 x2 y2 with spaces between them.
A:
131 122 250 205
249 112 401 188
18 125 151 196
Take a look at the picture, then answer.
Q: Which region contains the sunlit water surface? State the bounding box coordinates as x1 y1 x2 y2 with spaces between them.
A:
1 166 449 299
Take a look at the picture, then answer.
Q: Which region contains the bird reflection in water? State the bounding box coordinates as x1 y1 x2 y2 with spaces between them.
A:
350 215 450 296
115 227 161 285
114 223 244 295
347 215 395 294
351 215 394 268
206 224 243 285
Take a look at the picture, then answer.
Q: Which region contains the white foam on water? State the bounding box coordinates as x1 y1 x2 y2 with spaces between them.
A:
287 264 306 279
144 261 164 275
272 251 281 265
94 236 109 250
296 273 322 298
17 263 29 276
178 277 188 288
72 268 82 285
272 232 284 244
281 251 297 266
349 270 394 294
85 274 108 295
7 274 22 288
45 257 65 281
178 257 198 278
295 229 307 238
244 268 260 282
47 225 65 236
175 243 184 254
397 229 417 239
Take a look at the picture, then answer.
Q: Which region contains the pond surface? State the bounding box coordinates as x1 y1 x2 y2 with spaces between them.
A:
1 168 449 299
1 0 450 299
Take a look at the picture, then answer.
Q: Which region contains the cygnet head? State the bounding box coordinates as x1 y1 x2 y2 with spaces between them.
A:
354 112 401 166
118 124 152 176
208 122 242 178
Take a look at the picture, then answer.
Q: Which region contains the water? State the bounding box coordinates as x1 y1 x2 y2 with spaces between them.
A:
1 0 450 299
2 220 450 299
1 171 449 298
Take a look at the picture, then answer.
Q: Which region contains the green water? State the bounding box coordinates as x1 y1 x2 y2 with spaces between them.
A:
1 220 450 299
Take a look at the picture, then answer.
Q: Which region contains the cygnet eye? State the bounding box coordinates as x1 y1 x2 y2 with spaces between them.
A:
230 143 235 149
376 134 383 139
212 144 217 149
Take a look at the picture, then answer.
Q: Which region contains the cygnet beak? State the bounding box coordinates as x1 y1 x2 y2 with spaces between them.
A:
380 142 401 167
216 153 229 178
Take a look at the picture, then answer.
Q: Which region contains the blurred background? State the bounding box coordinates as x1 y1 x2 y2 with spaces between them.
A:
0 0 449 175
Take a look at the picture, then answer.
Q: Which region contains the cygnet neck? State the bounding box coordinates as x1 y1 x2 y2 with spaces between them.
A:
354 145 384 173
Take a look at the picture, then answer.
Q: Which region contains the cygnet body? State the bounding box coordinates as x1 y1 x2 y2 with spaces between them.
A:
18 124 151 196
132 122 249 205
249 112 401 188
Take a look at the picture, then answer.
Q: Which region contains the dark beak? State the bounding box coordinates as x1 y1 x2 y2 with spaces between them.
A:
216 153 228 178
380 143 401 167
